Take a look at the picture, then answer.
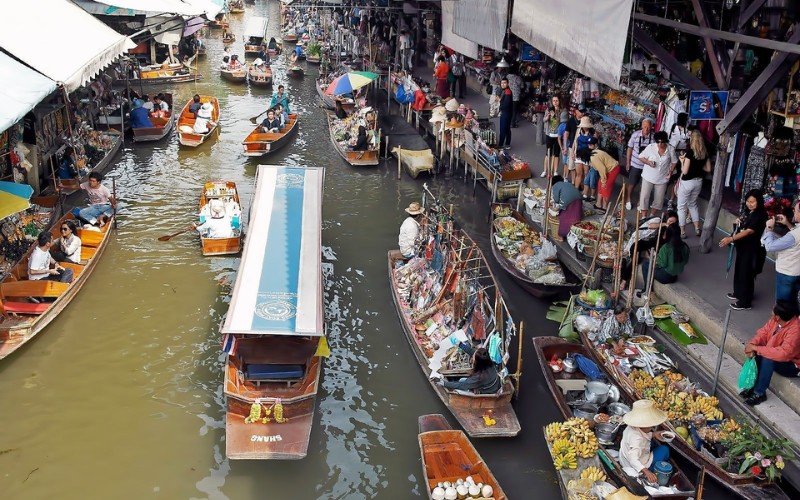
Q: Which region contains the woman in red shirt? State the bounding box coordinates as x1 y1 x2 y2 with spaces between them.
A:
433 56 450 98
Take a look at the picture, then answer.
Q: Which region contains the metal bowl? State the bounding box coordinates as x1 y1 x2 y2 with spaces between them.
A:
573 403 599 422
608 402 631 416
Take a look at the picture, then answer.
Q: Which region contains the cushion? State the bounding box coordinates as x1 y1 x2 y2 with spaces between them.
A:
245 363 304 380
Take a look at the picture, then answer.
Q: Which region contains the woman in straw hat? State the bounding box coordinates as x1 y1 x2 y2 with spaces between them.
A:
194 199 233 238
398 202 425 259
619 399 671 484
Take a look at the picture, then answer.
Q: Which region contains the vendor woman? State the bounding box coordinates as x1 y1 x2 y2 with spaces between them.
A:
620 399 671 484
437 347 501 394
550 175 582 241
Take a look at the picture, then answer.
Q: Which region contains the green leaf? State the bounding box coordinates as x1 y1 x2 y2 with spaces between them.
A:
545 306 568 322
739 458 754 475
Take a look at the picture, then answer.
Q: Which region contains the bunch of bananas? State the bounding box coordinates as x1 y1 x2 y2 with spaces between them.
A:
689 395 723 420
580 466 607 482
552 438 573 456
553 450 578 470
718 418 740 439
545 422 568 442
630 369 656 392
244 402 262 424
562 418 598 459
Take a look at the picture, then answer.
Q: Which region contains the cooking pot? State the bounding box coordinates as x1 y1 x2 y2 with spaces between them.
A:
563 357 577 374
584 381 611 405
608 402 631 417
595 422 620 444
573 403 598 422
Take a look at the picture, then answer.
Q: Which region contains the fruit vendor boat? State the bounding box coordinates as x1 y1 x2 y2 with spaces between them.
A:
388 188 521 438
578 331 792 499
534 336 696 499
177 96 220 147
489 203 581 299
222 165 326 460
0 212 114 360
327 111 380 166
198 181 242 256
242 113 299 157
418 414 507 500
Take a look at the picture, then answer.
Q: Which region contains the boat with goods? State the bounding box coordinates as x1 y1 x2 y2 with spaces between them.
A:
327 109 380 166
198 181 242 256
222 165 327 460
388 186 521 437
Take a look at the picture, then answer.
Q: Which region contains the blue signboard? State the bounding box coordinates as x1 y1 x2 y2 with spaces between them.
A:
520 44 542 62
688 91 729 121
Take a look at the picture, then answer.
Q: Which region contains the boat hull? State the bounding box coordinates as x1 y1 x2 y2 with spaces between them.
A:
247 67 273 87
242 113 298 157
177 96 220 147
327 113 380 166
221 69 247 83
132 115 174 142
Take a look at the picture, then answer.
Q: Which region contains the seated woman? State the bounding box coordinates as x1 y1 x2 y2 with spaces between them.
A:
640 223 689 285
50 220 82 264
193 102 216 134
350 126 369 151
220 55 230 70
228 54 242 69
437 347 501 395
620 399 671 484
268 37 278 51
57 146 79 180
193 199 233 238
549 175 582 241
261 109 282 133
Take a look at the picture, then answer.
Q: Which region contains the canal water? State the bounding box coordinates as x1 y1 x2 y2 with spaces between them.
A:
0 3 731 499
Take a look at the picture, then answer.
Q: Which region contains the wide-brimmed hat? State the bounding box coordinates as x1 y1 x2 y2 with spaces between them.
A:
605 487 647 500
445 98 460 112
622 399 668 428
578 116 594 129
405 202 424 215
430 105 447 124
253 58 263 66
209 199 225 218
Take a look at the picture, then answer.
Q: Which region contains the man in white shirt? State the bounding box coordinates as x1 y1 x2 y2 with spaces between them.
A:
398 30 410 71
398 202 424 258
78 172 116 226
194 199 234 239
28 232 74 283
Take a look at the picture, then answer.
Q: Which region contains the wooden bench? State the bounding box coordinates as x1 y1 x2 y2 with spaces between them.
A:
80 246 97 262
0 280 70 316
244 363 305 386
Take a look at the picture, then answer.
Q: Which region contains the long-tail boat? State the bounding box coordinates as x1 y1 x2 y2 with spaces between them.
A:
223 165 326 460
198 181 242 256
533 336 696 499
132 93 175 142
242 113 299 157
244 16 268 56
418 414 507 500
388 189 521 437
247 64 273 87
0 213 114 360
117 64 201 86
327 112 380 166
489 203 581 299
578 331 792 499
177 96 220 147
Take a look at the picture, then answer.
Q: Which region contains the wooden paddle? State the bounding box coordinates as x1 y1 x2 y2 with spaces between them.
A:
158 224 195 241
249 109 268 124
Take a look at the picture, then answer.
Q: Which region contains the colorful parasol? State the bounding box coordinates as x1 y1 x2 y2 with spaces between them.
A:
0 181 34 220
324 71 378 96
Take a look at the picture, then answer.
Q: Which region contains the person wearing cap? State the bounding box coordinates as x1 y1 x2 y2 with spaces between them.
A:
638 130 677 218
193 102 216 134
619 399 671 484
130 99 154 129
626 118 655 211
193 199 233 239
398 202 425 258
497 78 513 150
562 104 585 178
270 85 291 114
584 137 620 211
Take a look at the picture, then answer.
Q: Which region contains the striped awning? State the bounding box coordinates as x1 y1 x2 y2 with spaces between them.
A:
222 166 325 337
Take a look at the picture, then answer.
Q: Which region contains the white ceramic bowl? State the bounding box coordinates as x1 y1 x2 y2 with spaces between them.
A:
660 431 675 443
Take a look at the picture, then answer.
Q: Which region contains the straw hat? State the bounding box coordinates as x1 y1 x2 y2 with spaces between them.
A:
209 199 225 218
445 98 460 112
430 105 447 124
446 117 464 129
405 202 424 215
622 399 668 428
578 116 594 129
605 487 647 500
253 58 263 66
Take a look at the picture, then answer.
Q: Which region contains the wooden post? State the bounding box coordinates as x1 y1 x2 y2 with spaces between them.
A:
627 211 642 312
543 173 554 239
613 182 627 305
699 132 730 253
582 188 624 291
112 177 118 229
513 322 524 398
696 466 706 500
397 146 402 180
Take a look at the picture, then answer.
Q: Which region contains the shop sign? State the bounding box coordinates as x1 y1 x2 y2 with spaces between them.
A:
520 44 542 62
688 91 729 120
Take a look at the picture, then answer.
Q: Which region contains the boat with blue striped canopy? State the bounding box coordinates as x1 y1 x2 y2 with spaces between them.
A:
222 165 326 460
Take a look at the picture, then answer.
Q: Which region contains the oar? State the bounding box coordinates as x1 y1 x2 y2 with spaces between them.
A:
249 109 269 124
158 224 195 241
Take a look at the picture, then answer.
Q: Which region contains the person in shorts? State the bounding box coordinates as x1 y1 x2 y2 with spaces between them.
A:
542 95 563 178
626 118 655 210
557 111 572 181
572 116 595 198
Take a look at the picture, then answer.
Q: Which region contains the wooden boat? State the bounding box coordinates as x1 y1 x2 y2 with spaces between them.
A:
132 93 175 142
229 0 245 14
316 78 336 109
198 181 242 256
388 200 521 438
223 165 326 460
177 96 220 147
221 66 247 83
267 44 282 57
288 66 304 78
55 130 122 195
283 32 298 43
327 112 380 166
578 332 792 499
115 66 201 86
244 16 268 56
242 113 299 156
489 203 581 299
0 212 114 360
533 336 696 499
418 414 507 500
544 423 613 499
306 54 320 64
223 33 236 44
210 14 228 29
247 64 273 87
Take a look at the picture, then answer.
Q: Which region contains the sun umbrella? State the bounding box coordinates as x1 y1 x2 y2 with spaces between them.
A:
0 181 34 220
324 71 378 96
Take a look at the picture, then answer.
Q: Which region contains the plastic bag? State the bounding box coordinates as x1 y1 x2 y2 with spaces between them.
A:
575 315 601 335
540 238 558 260
738 357 758 391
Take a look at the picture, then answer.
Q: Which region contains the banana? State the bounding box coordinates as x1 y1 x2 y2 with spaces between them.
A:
580 466 607 482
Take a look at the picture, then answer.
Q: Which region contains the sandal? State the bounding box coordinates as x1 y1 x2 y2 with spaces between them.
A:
695 227 701 236
680 230 687 239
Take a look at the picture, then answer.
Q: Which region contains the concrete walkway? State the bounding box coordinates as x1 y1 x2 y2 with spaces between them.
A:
398 57 800 466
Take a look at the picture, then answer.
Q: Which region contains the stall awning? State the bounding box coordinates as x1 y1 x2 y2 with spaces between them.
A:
72 0 148 16
452 0 508 53
91 0 223 17
441 0 479 60
244 16 269 40
0 0 135 92
511 0 633 88
0 52 57 135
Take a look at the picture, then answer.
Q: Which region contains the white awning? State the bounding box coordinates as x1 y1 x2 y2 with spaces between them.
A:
0 52 57 134
72 0 148 16
452 0 508 53
511 0 633 89
91 0 223 17
0 0 135 92
244 16 268 40
441 0 479 60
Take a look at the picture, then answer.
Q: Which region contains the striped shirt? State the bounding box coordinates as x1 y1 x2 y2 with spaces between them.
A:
627 129 654 170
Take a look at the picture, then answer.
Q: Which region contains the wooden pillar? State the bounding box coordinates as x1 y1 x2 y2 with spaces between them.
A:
699 132 730 254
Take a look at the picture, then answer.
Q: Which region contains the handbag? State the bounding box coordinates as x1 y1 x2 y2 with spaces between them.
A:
738 357 758 391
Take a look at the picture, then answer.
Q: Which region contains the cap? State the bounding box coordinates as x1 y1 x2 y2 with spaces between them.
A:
587 137 599 145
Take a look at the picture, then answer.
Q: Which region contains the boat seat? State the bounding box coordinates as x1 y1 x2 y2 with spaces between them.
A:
77 229 104 248
1 280 69 299
1 301 50 315
245 363 304 386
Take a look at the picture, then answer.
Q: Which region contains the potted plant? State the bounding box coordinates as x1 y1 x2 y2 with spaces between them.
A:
721 422 795 482
306 43 321 61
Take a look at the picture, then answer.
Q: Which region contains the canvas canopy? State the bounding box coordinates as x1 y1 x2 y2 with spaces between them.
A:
440 0 479 60
0 0 134 92
452 0 508 52
0 52 57 134
244 16 269 40
91 0 223 17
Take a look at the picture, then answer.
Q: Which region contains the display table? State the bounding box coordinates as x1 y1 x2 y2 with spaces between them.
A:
461 129 531 205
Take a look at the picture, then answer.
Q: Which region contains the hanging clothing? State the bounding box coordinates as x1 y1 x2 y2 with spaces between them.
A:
655 101 666 131
740 145 768 207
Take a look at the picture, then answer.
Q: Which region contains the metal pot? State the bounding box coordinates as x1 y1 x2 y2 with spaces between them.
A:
573 403 598 421
608 402 631 417
563 357 577 373
584 381 611 405
595 422 620 444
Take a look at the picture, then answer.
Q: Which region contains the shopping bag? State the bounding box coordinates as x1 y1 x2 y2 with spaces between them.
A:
737 357 758 391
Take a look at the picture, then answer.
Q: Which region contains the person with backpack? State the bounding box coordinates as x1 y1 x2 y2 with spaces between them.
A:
449 52 466 99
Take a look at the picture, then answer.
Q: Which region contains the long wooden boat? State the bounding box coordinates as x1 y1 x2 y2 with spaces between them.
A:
327 112 380 166
578 332 792 499
223 33 236 44
533 336 696 499
177 96 220 147
247 64 273 87
244 16 267 56
221 66 247 83
0 212 114 360
543 423 613 499
388 200 521 438
490 203 581 299
55 130 122 195
305 54 320 64
242 113 299 157
198 181 242 256
114 65 201 87
288 66 305 78
132 93 175 142
223 165 326 460
418 414 507 500
283 32 298 43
